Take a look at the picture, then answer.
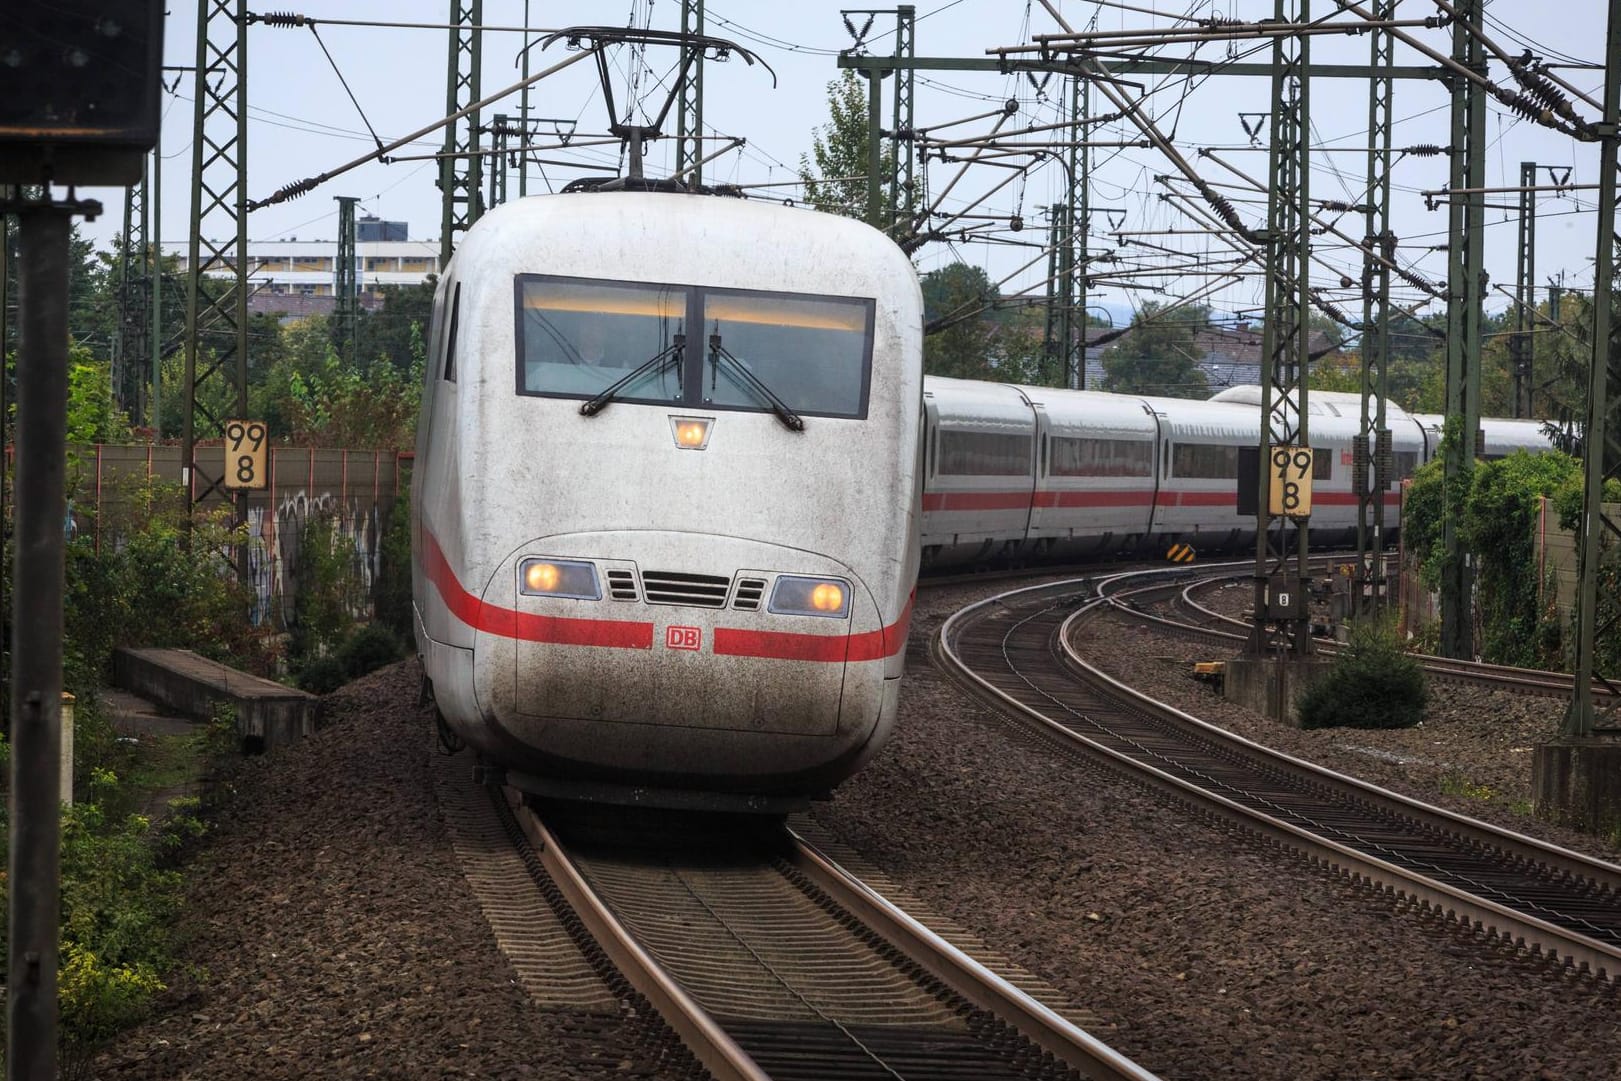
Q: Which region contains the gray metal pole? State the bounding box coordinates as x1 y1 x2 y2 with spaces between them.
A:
519 0 530 198
7 196 73 1081
151 143 162 436
1440 0 1486 660
1568 0 1621 738
866 70 883 228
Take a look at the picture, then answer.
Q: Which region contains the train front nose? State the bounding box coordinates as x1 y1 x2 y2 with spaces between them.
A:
469 531 896 788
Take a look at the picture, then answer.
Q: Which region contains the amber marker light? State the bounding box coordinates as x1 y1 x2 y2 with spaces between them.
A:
768 574 851 619
518 558 601 600
525 562 561 592
669 416 713 450
811 582 844 612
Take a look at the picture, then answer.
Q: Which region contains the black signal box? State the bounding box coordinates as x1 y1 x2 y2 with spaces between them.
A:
0 1 165 185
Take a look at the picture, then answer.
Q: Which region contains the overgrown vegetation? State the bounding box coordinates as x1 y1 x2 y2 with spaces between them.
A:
1402 435 1621 672
61 473 274 685
1297 617 1428 730
296 623 407 694
0 703 232 1077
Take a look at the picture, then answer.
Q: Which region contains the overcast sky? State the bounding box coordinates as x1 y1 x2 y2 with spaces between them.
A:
76 0 1612 331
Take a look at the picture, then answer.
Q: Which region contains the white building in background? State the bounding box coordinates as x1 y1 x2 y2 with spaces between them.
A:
163 217 438 317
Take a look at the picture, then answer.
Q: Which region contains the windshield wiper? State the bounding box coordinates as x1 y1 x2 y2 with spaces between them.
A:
578 334 684 416
707 333 804 432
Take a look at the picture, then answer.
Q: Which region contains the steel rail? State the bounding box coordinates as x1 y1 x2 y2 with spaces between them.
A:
1112 568 1618 702
787 830 1162 1081
935 574 1621 981
506 796 771 1081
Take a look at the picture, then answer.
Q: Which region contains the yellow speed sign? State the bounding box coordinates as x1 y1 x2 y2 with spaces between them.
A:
1269 446 1313 518
223 419 269 490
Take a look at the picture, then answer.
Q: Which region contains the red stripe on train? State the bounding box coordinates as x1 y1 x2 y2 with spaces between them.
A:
421 529 910 661
420 529 655 649
714 593 913 662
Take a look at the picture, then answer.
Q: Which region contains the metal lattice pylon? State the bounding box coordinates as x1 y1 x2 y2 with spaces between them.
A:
676 0 705 186
1354 0 1395 615
1439 0 1488 660
115 159 150 423
439 0 483 268
1249 0 1313 656
182 0 249 534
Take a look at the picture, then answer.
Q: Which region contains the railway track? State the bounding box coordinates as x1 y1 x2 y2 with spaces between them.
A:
1117 564 1618 701
934 574 1621 983
438 752 1159 1081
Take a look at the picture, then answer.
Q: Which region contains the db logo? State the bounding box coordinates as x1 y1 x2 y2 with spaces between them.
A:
665 625 702 651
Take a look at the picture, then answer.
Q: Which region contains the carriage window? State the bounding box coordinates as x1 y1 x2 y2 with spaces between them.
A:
1394 450 1419 479
1171 443 1241 479
443 283 461 383
516 278 686 402
1049 436 1154 478
1313 450 1333 480
938 430 1032 476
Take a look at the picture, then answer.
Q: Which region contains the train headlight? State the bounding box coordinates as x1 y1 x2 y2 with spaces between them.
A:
519 559 601 600
669 416 713 450
768 575 850 619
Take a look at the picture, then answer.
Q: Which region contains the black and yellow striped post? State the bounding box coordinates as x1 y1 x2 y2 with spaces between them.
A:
1166 542 1197 564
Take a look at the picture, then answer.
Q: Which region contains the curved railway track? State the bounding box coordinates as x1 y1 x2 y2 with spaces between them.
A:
1126 564 1617 700
934 573 1621 984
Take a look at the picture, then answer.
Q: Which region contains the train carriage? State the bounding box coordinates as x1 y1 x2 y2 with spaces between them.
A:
920 377 1039 566
1139 396 1275 550
1018 385 1159 559
413 191 923 810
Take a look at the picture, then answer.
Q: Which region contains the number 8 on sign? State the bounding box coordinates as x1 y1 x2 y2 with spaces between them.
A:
1268 445 1313 518
224 419 269 490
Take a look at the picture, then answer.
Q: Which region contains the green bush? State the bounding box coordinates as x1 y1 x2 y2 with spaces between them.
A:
373 482 414 643
59 474 270 686
335 622 404 679
287 512 363 667
1298 618 1428 730
296 654 349 695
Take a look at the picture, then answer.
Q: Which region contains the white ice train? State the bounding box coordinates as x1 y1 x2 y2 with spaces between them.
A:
917 378 1556 568
412 189 924 811
412 187 1555 809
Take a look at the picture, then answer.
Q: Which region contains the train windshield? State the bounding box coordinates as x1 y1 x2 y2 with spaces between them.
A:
517 279 687 403
516 275 874 420
700 290 871 418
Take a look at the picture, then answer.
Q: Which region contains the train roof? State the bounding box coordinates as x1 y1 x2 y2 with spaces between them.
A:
445 190 919 303
1010 384 1159 439
1408 413 1559 454
923 376 1037 430
1210 385 1414 421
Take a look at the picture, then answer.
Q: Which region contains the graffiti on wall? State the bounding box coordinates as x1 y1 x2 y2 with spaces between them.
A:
245 491 389 629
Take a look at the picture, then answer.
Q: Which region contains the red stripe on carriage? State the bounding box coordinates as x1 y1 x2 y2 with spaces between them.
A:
420 530 655 649
421 530 910 660
923 490 1035 511
714 593 914 662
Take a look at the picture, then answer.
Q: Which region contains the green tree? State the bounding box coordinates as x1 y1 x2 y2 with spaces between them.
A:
798 70 892 224
920 263 1001 380
359 278 437 377
1099 301 1211 398
1309 350 1364 394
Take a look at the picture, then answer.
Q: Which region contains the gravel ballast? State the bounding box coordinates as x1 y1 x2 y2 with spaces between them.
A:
99 577 1621 1080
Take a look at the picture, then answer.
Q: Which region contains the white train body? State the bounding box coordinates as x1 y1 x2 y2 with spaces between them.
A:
413 192 923 809
919 378 1554 567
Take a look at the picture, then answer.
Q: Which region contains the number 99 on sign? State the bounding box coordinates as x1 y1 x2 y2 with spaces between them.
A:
1268 445 1313 518
224 420 269 490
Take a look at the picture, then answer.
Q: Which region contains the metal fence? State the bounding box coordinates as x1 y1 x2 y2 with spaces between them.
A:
64 444 412 628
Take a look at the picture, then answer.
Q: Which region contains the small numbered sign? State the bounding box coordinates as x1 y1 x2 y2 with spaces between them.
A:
1268 446 1313 518
223 419 269 490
